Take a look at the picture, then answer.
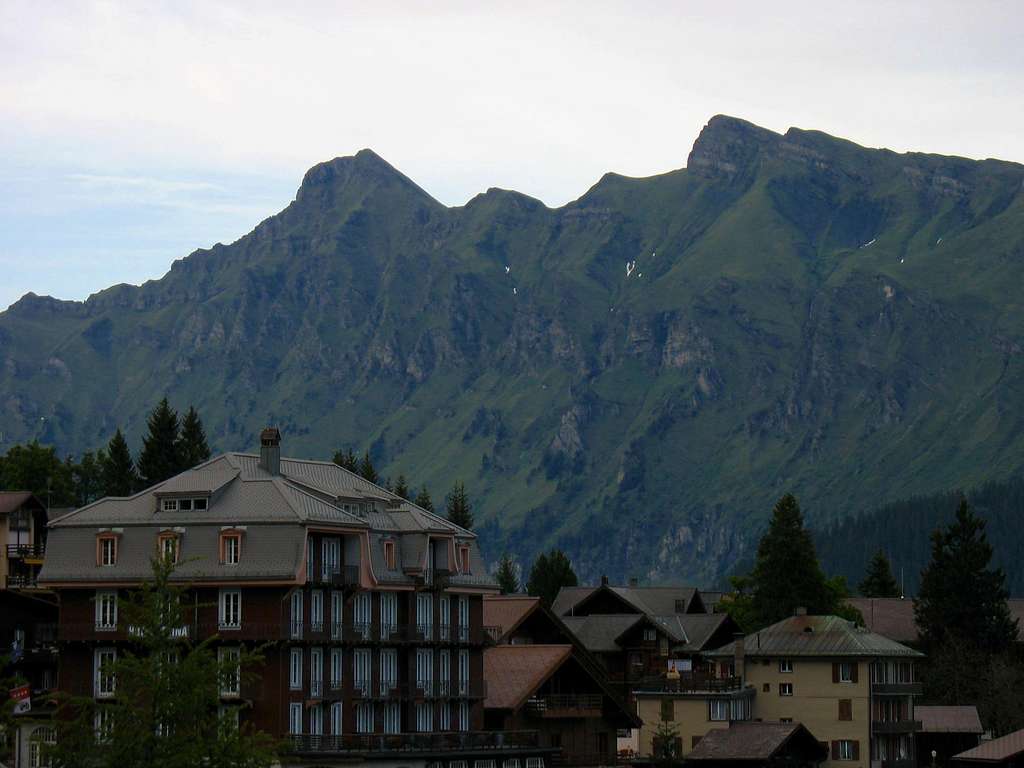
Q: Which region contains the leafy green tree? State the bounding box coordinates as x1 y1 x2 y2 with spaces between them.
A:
652 718 683 766
102 428 139 497
137 398 182 487
332 449 358 473
915 498 1019 653
445 481 474 530
720 574 757 633
414 485 434 513
392 475 411 501
72 450 107 506
495 554 520 594
176 406 211 470
526 549 578 608
358 452 379 484
46 557 277 768
859 549 901 597
0 440 75 505
749 493 835 626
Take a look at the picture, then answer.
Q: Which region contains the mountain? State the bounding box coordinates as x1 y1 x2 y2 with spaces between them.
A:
3 115 1024 585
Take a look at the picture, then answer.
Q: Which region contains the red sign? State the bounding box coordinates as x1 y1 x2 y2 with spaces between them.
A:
9 685 29 702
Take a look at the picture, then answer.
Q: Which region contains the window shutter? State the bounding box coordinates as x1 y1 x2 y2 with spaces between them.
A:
852 741 860 760
832 663 839 683
851 662 859 683
839 699 852 721
831 741 840 761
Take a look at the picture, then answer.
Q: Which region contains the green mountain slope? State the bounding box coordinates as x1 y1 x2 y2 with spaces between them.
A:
3 115 1024 584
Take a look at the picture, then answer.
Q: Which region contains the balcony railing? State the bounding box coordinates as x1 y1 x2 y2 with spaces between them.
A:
526 694 603 717
633 675 745 694
872 682 923 695
872 720 922 735
286 730 541 755
6 544 45 559
6 574 40 589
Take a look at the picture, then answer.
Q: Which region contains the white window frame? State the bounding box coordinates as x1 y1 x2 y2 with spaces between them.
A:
289 702 303 735
94 707 113 743
439 700 452 731
416 647 434 696
439 595 451 641
458 649 470 696
779 658 793 673
709 699 729 721
100 537 117 566
439 649 451 696
309 704 323 736
380 591 397 639
94 648 116 698
838 740 855 760
218 589 241 630
159 534 179 564
839 662 854 683
96 590 118 630
354 592 371 639
290 648 303 691
354 648 372 695
526 760 544 768
383 701 401 734
223 534 240 565
380 648 398 696
330 591 343 639
193 497 208 511
415 701 433 733
311 590 324 633
330 702 342 735
457 596 469 643
459 699 470 732
330 648 343 690
780 682 794 696
290 591 303 639
310 647 323 698
161 499 177 512
417 593 433 640
219 646 241 697
355 702 373 734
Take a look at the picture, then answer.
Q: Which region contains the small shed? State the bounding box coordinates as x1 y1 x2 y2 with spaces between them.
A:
685 721 828 768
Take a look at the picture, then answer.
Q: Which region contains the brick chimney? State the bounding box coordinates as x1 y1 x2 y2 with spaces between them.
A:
259 427 281 475
733 631 745 685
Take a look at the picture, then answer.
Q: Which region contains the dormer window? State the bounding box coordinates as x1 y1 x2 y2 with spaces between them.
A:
220 532 242 566
383 541 396 570
158 533 180 564
161 497 208 512
162 499 178 512
97 535 118 567
458 544 471 574
194 498 208 511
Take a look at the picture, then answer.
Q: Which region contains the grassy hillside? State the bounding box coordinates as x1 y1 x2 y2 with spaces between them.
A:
2 115 1024 584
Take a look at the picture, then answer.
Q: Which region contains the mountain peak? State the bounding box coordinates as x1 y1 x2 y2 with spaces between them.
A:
687 114 781 177
295 149 438 206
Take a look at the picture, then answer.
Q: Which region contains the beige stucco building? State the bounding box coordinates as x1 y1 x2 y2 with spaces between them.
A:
635 613 923 768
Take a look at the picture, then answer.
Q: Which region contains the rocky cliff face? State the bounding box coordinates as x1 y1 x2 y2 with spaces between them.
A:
3 116 1024 584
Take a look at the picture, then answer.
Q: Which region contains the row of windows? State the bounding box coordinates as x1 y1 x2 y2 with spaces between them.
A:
287 647 471 692
93 590 241 630
96 530 242 567
94 646 242 699
287 700 472 735
160 497 209 512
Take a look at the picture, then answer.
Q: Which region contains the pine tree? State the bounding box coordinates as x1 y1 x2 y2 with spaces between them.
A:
102 429 138 497
414 485 434 513
137 398 182 487
332 449 358 473
749 493 834 626
859 549 901 597
176 406 211 470
358 452 379 484
914 498 1019 653
72 450 107 506
445 481 474 530
526 549 578 608
495 553 520 594
393 475 411 501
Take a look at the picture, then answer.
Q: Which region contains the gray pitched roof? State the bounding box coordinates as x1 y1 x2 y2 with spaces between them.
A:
705 615 924 659
687 721 827 761
552 584 702 617
561 614 646 652
654 613 736 652
918 706 984 734
40 446 496 590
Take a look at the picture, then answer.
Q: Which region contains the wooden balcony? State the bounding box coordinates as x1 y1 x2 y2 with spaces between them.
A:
632 674 745 694
526 694 603 718
872 682 923 695
6 544 45 560
872 720 922 734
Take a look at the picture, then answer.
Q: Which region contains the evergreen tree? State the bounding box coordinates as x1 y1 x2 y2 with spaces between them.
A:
445 481 474 530
414 485 435 513
137 398 182 487
332 449 358 473
526 549 578 608
177 406 211 470
102 429 138 497
859 549 901 597
749 493 834 626
495 553 519 594
358 452 379 484
393 475 411 501
46 558 276 768
72 450 107 506
914 498 1019 653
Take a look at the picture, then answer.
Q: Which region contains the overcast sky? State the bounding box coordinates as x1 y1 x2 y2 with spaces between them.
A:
1 0 1022 310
